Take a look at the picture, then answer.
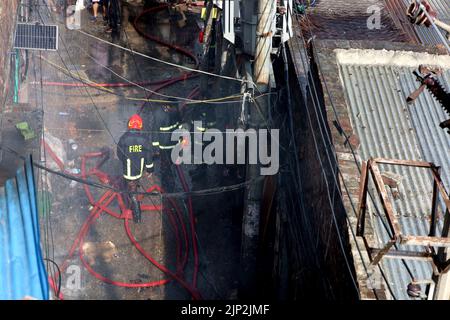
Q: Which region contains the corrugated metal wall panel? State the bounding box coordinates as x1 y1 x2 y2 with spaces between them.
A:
338 63 450 299
0 157 48 300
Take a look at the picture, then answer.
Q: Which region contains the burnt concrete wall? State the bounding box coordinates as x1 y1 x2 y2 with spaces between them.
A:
0 0 19 103
267 38 359 300
286 54 359 300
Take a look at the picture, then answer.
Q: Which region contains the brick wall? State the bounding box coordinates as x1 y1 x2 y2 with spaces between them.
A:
311 39 446 300
285 48 361 299
271 33 361 300
0 0 20 104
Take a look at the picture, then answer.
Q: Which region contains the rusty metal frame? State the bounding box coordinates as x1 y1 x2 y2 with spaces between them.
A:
357 158 450 274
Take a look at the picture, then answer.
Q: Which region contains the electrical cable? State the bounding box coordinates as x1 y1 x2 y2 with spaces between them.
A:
37 3 198 298
27 3 59 296
0 141 264 197
76 29 257 87
36 2 61 297
287 13 398 298
281 41 361 298
306 30 416 285
123 5 203 289
38 54 249 104
297 12 412 297
42 258 61 298
299 47 390 299
120 8 202 289
278 44 325 280
30 0 288 300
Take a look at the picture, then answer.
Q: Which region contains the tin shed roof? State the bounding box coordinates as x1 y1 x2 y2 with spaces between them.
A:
0 156 49 300
337 49 450 299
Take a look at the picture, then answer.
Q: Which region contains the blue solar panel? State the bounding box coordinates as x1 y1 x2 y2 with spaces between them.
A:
14 23 58 51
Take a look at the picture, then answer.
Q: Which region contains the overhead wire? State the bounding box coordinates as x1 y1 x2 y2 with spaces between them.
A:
309 37 417 285
285 10 406 298
264 5 366 295
39 1 203 298
281 40 361 298
297 11 410 297
22 0 284 299
36 0 172 295
34 1 62 298
27 2 54 296
76 28 260 88
38 54 251 104
0 141 266 198
42 3 194 288
277 43 326 286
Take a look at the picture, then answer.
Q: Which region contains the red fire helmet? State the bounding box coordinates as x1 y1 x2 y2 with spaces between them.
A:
128 114 143 130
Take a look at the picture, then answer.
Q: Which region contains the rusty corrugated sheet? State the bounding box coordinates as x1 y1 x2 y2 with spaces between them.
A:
385 0 422 43
337 53 450 299
303 0 409 42
386 0 450 46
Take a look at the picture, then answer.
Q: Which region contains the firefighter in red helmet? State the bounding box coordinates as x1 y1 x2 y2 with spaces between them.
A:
117 114 154 223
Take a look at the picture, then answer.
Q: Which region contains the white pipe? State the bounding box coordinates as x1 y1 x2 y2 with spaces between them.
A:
435 19 450 35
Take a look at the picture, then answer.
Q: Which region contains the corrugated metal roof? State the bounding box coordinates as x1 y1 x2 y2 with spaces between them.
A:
403 0 450 46
338 61 450 299
0 156 49 300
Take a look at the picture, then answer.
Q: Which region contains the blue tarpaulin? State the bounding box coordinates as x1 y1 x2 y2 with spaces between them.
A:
0 156 49 300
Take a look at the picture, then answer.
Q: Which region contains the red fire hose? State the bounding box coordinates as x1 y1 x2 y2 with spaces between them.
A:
47 150 200 300
133 4 200 69
44 4 204 300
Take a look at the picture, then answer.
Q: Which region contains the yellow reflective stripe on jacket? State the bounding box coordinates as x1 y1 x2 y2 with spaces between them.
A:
160 122 180 132
200 7 217 20
124 158 144 181
146 162 154 169
212 8 218 19
201 7 207 20
159 144 177 150
152 141 160 147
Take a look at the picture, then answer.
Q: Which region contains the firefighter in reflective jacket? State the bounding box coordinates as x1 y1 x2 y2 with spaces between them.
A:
117 114 154 223
191 106 216 133
152 102 182 192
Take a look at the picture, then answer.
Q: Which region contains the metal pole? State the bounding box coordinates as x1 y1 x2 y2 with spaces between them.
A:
240 0 275 298
434 207 450 299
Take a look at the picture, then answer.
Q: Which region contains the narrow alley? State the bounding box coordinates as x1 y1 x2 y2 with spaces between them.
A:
21 0 243 300
2 0 450 305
